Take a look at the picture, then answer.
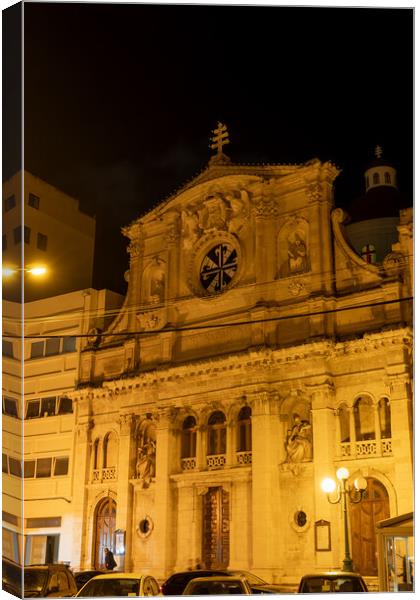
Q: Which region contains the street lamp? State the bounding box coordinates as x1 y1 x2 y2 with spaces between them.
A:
2 265 47 278
321 467 367 572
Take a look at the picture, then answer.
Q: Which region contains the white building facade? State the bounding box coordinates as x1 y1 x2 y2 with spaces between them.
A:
2 288 122 565
69 150 413 585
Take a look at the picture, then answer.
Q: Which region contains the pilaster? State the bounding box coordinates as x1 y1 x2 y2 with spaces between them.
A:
116 412 135 570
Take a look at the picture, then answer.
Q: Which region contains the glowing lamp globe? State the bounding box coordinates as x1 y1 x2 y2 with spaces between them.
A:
354 477 368 491
336 467 350 481
321 478 336 493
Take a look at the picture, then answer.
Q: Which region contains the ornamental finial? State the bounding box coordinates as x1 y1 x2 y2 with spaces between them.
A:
209 122 230 158
374 145 383 159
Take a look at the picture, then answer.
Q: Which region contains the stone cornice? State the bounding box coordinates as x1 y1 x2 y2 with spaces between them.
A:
72 326 411 400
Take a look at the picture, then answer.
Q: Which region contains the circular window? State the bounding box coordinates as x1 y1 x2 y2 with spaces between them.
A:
137 515 154 539
199 243 238 293
295 511 307 528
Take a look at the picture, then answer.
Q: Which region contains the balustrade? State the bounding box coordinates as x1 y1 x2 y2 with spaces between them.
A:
236 451 252 465
339 439 392 458
207 454 226 469
91 467 117 483
181 457 196 471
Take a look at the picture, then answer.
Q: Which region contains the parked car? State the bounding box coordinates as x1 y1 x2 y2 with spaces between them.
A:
2 557 22 598
183 576 252 595
74 570 108 591
23 563 78 597
297 571 368 593
76 572 161 596
161 569 285 595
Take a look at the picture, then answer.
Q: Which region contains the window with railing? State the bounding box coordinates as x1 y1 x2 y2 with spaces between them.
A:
338 396 392 459
236 406 252 465
181 416 197 471
207 411 226 469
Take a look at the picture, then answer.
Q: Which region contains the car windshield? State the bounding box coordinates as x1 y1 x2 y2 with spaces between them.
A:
301 576 364 593
188 580 244 595
231 571 267 585
80 577 140 597
24 570 48 593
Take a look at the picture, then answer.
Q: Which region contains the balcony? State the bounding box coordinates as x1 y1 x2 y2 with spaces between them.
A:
339 438 392 459
181 457 196 471
236 451 252 465
207 454 226 470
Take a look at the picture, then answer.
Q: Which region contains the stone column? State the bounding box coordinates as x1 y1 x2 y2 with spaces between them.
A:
249 389 281 576
310 382 340 570
72 417 94 570
126 227 144 332
387 373 413 513
374 402 382 457
253 184 278 285
116 413 135 571
349 407 356 458
153 407 179 578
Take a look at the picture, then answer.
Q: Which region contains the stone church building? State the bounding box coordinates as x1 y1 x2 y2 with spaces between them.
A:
71 132 413 584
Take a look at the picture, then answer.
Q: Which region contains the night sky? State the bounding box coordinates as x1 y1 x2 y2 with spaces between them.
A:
3 2 414 294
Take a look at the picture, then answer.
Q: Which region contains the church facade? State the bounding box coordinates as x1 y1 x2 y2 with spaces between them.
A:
70 137 413 584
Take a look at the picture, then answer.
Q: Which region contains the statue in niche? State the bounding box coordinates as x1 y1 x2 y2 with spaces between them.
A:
181 209 200 249
150 268 165 303
136 439 156 488
287 231 308 274
284 413 312 464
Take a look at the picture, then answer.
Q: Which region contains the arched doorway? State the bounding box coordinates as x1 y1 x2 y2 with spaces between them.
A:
349 478 390 575
202 487 229 569
93 497 116 568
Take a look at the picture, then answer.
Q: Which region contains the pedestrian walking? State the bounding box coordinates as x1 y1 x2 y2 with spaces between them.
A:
104 547 117 570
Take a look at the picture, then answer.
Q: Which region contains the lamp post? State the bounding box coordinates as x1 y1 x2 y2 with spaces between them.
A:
321 467 367 572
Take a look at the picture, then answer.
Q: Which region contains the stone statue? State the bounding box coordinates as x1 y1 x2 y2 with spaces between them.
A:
136 440 156 488
287 232 308 274
285 414 312 463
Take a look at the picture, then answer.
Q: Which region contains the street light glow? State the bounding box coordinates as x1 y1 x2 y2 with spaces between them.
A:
336 467 350 481
354 476 368 491
321 477 336 493
28 266 47 276
2 267 16 277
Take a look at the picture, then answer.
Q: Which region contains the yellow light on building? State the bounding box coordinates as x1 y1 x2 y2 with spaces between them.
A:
321 478 336 493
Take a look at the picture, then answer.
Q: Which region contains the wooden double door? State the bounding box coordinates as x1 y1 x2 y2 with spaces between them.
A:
349 478 390 576
202 487 230 569
93 498 116 569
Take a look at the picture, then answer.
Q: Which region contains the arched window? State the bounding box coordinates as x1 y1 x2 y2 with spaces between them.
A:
207 411 226 456
385 172 391 184
103 432 118 468
361 244 376 264
237 406 252 452
338 405 350 443
93 439 100 470
373 172 380 185
378 398 392 439
354 396 375 441
181 416 197 459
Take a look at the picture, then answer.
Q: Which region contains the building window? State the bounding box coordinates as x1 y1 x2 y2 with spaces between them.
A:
8 458 22 478
36 458 52 478
57 396 73 414
207 411 226 456
338 405 350 443
24 461 36 478
361 244 376 264
28 193 40 209
53 457 69 476
30 337 77 359
13 226 30 245
41 397 56 417
2 454 8 473
103 432 118 469
373 172 380 185
2 397 18 418
45 338 60 356
93 439 100 470
26 400 41 419
354 396 375 441
237 406 252 451
2 340 14 358
37 232 48 251
4 195 16 212
2 234 7 251
385 172 391 184
181 416 197 459
379 397 392 439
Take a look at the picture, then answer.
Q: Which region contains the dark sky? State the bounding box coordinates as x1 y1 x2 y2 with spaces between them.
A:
3 2 414 294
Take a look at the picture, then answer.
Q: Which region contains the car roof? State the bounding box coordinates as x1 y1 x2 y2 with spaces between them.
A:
301 572 363 578
86 572 152 580
187 576 246 583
